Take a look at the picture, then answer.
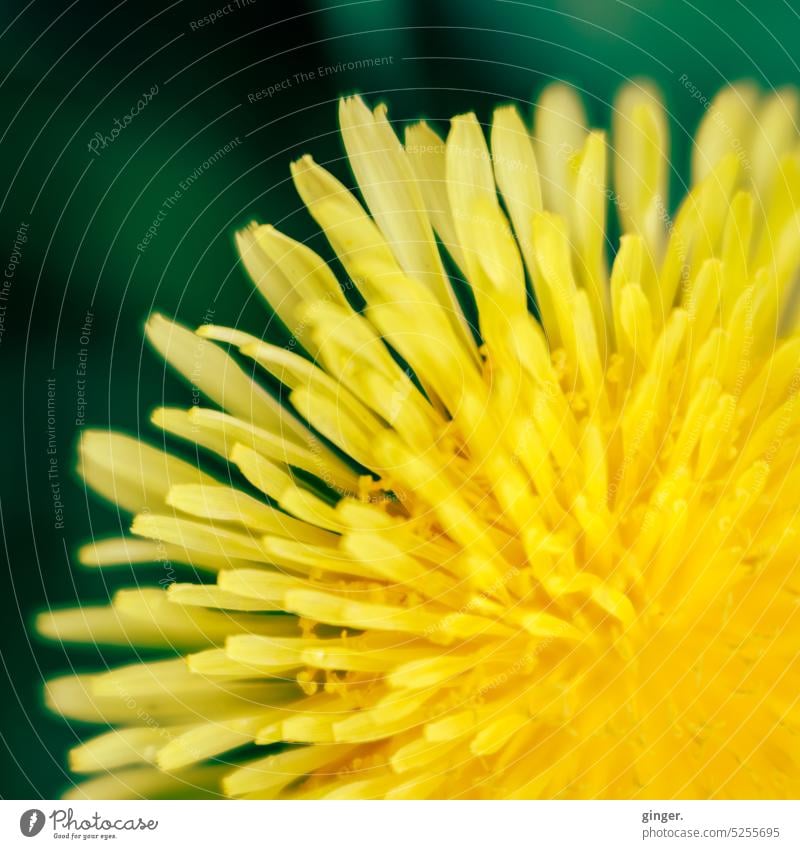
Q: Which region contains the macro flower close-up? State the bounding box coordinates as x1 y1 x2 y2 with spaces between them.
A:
33 79 800 800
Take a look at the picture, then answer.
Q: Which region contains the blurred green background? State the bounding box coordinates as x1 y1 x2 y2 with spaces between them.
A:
2 0 800 798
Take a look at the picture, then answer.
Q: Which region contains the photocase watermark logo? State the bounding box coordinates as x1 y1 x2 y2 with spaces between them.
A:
87 84 159 157
19 809 45 837
16 808 160 838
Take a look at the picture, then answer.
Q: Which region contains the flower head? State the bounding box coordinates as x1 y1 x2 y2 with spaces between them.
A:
40 82 800 799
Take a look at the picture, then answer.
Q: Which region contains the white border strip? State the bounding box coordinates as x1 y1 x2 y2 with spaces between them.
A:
2 799 798 848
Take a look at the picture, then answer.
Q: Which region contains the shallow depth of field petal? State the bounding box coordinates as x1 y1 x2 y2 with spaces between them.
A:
39 81 800 799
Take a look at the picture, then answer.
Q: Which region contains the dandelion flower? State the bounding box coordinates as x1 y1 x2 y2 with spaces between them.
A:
39 82 800 799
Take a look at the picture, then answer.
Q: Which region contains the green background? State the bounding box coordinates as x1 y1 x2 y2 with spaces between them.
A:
1 0 799 799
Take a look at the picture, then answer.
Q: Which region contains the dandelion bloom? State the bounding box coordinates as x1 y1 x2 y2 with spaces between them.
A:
39 81 800 799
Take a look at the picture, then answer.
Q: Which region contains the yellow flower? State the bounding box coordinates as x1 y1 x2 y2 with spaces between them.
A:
40 81 800 800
